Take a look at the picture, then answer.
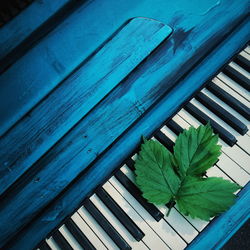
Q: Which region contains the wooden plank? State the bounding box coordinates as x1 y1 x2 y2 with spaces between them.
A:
0 17 171 195
0 0 72 61
187 183 250 249
0 0 248 137
3 18 249 250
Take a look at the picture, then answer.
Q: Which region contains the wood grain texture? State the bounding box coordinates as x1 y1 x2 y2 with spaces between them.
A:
0 17 171 195
0 0 247 136
4 17 249 250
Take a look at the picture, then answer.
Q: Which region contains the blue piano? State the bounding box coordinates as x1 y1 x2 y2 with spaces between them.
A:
0 0 249 249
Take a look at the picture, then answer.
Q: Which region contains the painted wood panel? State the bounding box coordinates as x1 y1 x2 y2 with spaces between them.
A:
0 0 248 137
0 0 72 61
0 17 171 195
4 17 249 250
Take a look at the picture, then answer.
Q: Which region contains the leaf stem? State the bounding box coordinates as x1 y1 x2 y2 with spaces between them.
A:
166 200 175 216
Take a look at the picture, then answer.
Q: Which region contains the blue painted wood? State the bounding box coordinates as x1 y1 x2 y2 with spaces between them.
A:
0 0 71 60
187 183 250 250
0 17 171 195
0 0 247 136
4 16 249 250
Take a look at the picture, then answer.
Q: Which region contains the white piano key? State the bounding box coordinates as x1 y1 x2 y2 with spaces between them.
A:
104 180 170 250
244 46 250 55
110 174 187 250
58 225 83 250
215 74 250 102
206 165 233 181
45 237 60 250
178 109 250 175
240 50 250 61
201 88 250 136
215 153 249 186
229 61 250 80
78 207 118 250
120 165 187 249
71 213 107 250
190 98 250 154
89 194 148 250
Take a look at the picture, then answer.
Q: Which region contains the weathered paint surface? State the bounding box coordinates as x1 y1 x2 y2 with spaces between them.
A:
4 16 249 250
0 0 249 249
0 17 171 195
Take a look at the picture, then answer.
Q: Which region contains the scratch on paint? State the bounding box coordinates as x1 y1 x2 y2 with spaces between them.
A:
199 0 221 16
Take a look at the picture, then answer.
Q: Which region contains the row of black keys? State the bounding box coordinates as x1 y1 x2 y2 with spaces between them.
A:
38 49 250 250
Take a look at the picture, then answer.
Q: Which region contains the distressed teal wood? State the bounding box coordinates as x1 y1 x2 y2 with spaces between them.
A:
187 183 250 250
4 15 249 250
0 0 247 136
0 17 170 195
0 0 71 60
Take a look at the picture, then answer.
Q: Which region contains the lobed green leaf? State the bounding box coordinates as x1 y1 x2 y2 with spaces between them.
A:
174 124 221 179
176 176 240 221
135 139 180 205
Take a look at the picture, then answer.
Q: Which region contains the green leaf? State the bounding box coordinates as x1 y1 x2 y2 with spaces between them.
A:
176 176 241 221
174 124 221 179
135 139 180 205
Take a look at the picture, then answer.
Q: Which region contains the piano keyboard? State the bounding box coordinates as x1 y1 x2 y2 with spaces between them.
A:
38 47 250 250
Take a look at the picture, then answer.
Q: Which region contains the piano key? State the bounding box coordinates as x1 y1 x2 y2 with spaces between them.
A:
64 219 95 250
195 91 247 135
52 230 73 250
121 165 198 244
114 170 164 222
109 175 187 250
184 102 237 146
125 158 136 171
245 46 250 55
45 237 60 250
90 194 148 250
206 165 234 182
83 199 131 250
178 109 250 174
58 224 84 250
154 129 174 151
38 241 51 250
234 54 250 73
207 80 250 120
190 98 250 154
71 213 107 250
201 88 250 135
217 73 250 101
95 187 145 241
78 207 118 250
222 63 250 91
103 181 170 250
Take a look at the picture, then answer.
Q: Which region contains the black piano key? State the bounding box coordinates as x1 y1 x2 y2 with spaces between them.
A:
184 102 237 146
125 158 136 171
195 92 248 135
234 54 250 72
223 64 250 91
167 120 184 135
96 187 145 241
52 230 73 250
206 82 250 121
84 199 131 250
38 241 51 250
114 170 164 222
65 219 96 250
154 130 174 151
